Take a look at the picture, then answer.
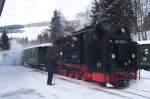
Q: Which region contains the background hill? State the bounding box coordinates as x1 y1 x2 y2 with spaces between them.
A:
0 21 50 33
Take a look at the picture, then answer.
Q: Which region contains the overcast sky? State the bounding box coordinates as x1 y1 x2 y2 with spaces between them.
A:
0 0 92 26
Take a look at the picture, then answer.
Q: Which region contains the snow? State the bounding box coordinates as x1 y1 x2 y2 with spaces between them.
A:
0 64 150 99
8 26 48 41
0 40 23 65
131 31 150 45
24 43 53 49
131 31 150 42
0 65 123 99
137 40 150 45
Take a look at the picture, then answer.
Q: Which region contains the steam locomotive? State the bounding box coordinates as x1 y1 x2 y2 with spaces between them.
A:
23 24 138 87
55 24 138 87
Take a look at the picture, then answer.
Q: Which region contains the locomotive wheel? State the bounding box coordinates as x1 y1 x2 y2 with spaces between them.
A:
84 78 92 82
111 80 129 88
99 82 107 87
144 68 150 71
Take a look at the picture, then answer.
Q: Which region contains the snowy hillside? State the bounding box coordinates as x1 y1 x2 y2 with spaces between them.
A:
8 26 48 41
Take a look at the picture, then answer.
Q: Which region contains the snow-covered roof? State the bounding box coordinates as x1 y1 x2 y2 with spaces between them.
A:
24 43 53 49
137 40 150 45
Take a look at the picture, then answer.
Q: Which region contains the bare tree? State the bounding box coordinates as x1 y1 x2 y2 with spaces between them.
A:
135 0 150 40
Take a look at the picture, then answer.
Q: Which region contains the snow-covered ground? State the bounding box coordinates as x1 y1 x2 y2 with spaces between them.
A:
8 26 48 41
0 65 121 99
0 65 150 99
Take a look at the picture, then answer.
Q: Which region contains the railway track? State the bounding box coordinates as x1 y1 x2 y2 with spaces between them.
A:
141 77 150 80
30 67 150 99
90 84 150 99
57 76 150 99
88 85 150 99
118 88 150 99
129 87 150 94
59 77 150 99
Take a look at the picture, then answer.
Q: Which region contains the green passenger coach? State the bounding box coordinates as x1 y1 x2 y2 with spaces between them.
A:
23 43 53 70
138 41 150 70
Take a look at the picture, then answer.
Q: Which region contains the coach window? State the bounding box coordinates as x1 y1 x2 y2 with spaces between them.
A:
33 49 35 56
34 49 36 56
31 49 33 57
25 50 28 57
29 49 31 57
28 49 30 57
145 49 149 55
28 50 30 57
87 31 93 42
35 49 37 56
93 32 99 39
83 34 86 40
32 48 34 57
31 49 34 57
93 30 102 40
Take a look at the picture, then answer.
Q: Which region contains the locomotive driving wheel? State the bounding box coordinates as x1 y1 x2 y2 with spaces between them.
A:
110 80 129 88
99 82 107 87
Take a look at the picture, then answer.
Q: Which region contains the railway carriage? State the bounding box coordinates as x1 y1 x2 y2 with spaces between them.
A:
138 41 150 70
56 24 138 87
23 43 52 70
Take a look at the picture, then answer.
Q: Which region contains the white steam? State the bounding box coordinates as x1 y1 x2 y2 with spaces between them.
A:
0 40 24 65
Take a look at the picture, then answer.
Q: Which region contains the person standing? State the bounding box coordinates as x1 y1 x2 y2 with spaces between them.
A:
46 47 57 85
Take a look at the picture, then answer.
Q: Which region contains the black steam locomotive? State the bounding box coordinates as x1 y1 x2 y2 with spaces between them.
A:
55 24 138 87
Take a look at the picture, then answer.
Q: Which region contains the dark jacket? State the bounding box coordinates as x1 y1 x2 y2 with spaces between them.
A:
46 47 57 73
47 56 57 73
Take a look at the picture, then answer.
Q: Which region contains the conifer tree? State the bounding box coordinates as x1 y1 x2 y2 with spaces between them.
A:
90 0 137 29
90 0 100 25
0 29 10 50
43 33 49 43
37 34 43 43
50 10 63 42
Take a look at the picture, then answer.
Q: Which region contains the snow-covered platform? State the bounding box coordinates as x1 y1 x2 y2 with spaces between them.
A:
0 65 150 99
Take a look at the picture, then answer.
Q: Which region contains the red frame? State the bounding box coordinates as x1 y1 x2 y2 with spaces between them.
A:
56 64 138 83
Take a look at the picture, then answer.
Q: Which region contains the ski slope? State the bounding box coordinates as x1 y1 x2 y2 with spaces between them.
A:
0 65 150 99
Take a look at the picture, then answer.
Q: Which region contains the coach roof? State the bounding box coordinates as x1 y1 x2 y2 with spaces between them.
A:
24 43 53 49
138 40 150 45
